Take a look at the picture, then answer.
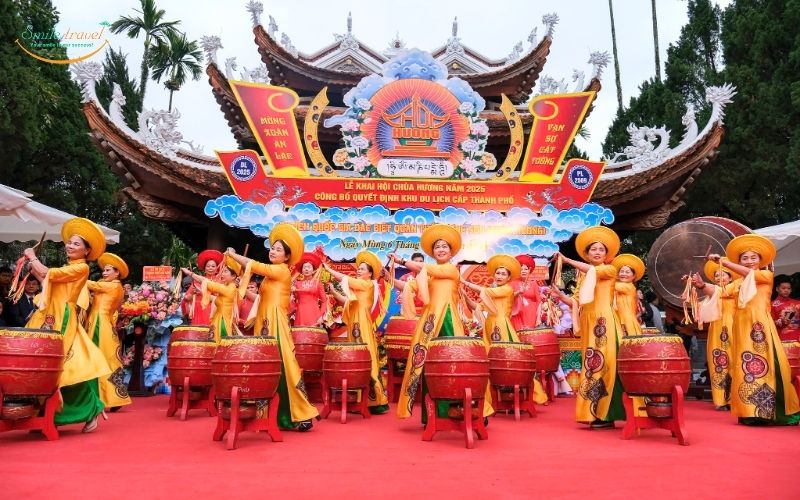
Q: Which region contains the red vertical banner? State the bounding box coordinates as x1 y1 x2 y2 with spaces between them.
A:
519 91 595 183
229 82 309 177
215 150 269 201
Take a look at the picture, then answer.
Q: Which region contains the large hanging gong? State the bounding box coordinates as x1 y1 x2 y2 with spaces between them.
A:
647 217 750 309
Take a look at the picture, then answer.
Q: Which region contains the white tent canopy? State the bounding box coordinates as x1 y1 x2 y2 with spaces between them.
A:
755 219 800 275
0 183 120 244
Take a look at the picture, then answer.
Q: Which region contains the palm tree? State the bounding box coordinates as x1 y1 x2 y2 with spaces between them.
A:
651 0 661 81
608 0 623 110
148 31 204 111
110 0 180 101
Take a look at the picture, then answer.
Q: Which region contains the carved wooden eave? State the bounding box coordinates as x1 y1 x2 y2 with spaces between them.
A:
82 100 224 223
595 123 725 230
253 25 551 104
207 62 257 149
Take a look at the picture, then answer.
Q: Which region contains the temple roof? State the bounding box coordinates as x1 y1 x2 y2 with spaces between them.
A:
80 76 734 233
253 24 551 105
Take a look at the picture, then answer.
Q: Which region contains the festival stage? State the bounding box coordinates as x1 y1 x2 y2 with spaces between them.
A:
2 396 797 498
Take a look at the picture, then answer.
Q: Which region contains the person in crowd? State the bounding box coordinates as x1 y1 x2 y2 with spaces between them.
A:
643 291 665 333
771 276 799 341
510 254 541 331
323 250 389 414
389 224 492 422
86 253 132 410
694 234 799 425
180 249 223 325
24 218 110 432
611 254 645 336
291 251 328 327
0 265 12 299
182 255 241 343
226 223 318 431
461 254 521 344
390 252 425 313
694 260 739 410
238 279 259 335
7 276 40 327
554 226 625 428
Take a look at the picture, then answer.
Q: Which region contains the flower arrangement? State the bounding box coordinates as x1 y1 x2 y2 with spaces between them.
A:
118 281 182 330
464 317 484 338
452 101 494 179
123 344 163 369
333 98 379 177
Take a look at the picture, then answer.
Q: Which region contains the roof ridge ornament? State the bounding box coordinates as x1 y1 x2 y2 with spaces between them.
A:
71 61 103 103
506 41 524 63
267 15 278 38
200 35 223 66
137 108 184 159
333 12 359 51
527 27 538 47
281 33 298 57
245 0 263 28
445 16 464 55
225 57 238 80
383 32 406 58
588 51 611 79
542 13 559 38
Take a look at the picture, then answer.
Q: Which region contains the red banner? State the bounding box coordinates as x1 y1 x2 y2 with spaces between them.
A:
142 266 173 282
229 82 309 177
216 150 268 201
218 155 604 212
519 92 595 182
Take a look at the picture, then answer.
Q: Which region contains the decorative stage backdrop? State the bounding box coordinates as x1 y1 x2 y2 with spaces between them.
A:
204 49 612 391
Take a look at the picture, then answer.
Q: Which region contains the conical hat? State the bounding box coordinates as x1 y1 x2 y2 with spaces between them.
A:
97 252 129 279
61 217 106 261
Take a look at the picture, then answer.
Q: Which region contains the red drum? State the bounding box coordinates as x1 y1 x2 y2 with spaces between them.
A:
424 337 489 400
168 340 217 387
322 343 371 389
171 325 213 342
0 328 63 397
385 316 416 361
488 342 536 388
212 337 281 400
518 327 561 372
783 341 800 378
291 326 328 373
617 334 691 397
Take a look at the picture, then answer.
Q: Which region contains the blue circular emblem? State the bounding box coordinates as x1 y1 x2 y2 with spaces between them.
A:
230 155 257 182
568 164 593 190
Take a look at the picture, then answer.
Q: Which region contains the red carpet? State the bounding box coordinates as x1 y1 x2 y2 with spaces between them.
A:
1 395 798 498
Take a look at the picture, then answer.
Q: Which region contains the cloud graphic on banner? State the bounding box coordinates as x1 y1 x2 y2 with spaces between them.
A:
205 193 614 262
393 208 435 225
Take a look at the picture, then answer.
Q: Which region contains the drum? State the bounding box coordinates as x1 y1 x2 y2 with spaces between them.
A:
291 326 328 373
488 341 536 388
617 334 691 397
0 328 63 397
424 337 489 400
168 340 216 387
322 342 371 389
648 217 750 310
518 327 561 372
783 341 800 379
171 325 213 342
211 337 281 400
385 316 416 361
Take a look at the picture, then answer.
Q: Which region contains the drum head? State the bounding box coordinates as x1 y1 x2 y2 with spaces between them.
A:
647 218 749 309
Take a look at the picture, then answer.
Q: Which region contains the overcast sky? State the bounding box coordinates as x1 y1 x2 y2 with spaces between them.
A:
56 0 731 160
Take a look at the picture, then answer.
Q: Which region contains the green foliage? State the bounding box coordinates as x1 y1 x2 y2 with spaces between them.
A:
163 235 196 270
676 0 800 227
0 0 177 284
602 1 723 159
110 0 180 101
147 30 203 111
96 47 143 131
